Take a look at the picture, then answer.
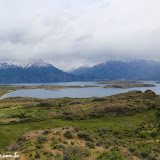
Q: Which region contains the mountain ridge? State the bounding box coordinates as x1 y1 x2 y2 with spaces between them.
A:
1 59 160 83
0 60 86 83
70 60 160 80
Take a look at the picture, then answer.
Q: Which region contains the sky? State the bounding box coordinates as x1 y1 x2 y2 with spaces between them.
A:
0 0 160 70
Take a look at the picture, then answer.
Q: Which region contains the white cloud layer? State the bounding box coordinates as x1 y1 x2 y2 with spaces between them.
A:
0 0 160 69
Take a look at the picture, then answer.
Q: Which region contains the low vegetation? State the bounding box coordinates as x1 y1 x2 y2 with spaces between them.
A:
0 88 160 159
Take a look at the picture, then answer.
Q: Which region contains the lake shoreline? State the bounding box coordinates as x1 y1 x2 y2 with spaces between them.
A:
0 81 159 99
0 93 7 99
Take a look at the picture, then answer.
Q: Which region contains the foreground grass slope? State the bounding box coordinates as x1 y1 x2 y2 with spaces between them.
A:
0 89 160 159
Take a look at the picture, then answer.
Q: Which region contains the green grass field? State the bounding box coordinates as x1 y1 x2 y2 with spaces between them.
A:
0 110 155 150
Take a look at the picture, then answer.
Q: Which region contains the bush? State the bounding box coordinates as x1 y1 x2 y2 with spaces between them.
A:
29 153 32 157
37 136 47 143
35 144 44 149
86 142 95 149
10 110 35 119
78 132 93 141
55 153 63 160
11 144 19 151
128 146 137 153
51 136 56 142
57 144 65 150
71 141 75 145
74 127 79 132
150 128 158 138
58 138 62 142
141 150 150 158
43 151 50 155
63 131 73 139
140 130 147 138
43 129 50 135
64 145 91 160
96 150 126 160
51 141 58 149
35 151 41 158
156 108 160 120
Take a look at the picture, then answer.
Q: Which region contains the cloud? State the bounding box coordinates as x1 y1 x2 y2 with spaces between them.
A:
0 0 160 69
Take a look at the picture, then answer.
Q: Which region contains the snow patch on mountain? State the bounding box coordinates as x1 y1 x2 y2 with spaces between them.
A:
0 60 53 69
25 59 52 68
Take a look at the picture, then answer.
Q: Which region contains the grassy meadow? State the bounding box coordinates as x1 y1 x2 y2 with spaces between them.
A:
0 86 160 159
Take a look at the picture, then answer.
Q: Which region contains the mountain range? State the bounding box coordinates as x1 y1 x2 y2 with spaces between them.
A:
0 60 85 83
69 60 160 80
0 59 160 83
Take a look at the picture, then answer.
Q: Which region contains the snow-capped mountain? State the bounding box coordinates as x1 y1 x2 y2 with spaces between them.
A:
68 65 91 75
0 60 85 83
1 59 160 83
70 60 160 80
25 60 53 68
0 62 17 69
0 60 53 69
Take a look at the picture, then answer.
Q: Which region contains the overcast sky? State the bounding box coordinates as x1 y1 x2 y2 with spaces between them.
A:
0 0 160 70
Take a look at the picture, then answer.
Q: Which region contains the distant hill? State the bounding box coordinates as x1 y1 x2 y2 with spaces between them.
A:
70 60 160 80
0 60 86 83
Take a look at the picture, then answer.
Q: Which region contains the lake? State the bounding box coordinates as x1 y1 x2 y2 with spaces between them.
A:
2 81 160 99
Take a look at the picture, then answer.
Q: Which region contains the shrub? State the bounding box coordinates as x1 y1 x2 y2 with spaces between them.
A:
35 151 41 158
17 136 26 143
74 127 79 132
78 132 93 141
148 155 157 160
43 151 50 155
96 150 126 160
56 131 61 135
86 142 95 149
43 129 50 135
35 144 44 149
71 141 75 145
10 110 35 119
37 136 47 143
55 153 63 160
11 144 19 151
51 141 58 149
156 108 160 120
140 130 147 138
29 153 32 157
57 144 65 150
141 150 150 158
51 136 56 142
150 128 158 138
128 146 137 153
64 145 90 160
63 131 73 139
58 138 62 142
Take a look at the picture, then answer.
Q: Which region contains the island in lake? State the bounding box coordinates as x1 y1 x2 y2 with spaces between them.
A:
104 83 155 89
97 80 141 84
